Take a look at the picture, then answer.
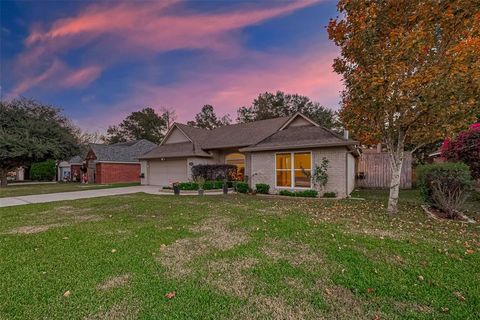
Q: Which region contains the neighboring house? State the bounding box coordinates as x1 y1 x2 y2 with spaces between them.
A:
57 156 83 182
7 167 25 181
85 140 156 184
139 113 359 197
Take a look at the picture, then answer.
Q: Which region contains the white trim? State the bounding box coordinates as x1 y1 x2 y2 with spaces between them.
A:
274 151 312 189
160 123 193 146
278 113 319 131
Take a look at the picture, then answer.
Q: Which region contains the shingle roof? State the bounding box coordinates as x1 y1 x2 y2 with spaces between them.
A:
239 125 358 152
172 117 290 149
138 142 212 159
90 139 156 162
200 117 290 149
69 155 83 164
143 114 358 159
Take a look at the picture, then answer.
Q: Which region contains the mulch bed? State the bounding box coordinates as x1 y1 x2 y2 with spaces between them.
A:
421 205 475 224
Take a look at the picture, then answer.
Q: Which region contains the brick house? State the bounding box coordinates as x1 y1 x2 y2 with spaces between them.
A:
139 113 360 197
85 140 156 184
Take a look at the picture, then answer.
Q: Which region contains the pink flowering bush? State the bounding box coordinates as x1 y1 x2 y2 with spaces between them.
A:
441 124 480 180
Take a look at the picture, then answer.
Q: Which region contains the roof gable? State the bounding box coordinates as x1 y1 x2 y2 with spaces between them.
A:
163 126 191 144
279 113 318 130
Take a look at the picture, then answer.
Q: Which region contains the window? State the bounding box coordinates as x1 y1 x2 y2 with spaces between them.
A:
275 152 311 188
225 153 245 181
275 153 291 187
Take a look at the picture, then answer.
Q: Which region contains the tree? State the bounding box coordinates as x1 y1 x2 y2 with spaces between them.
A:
104 107 167 144
159 106 177 129
328 0 480 213
0 98 79 187
237 91 339 130
187 105 231 130
441 123 480 180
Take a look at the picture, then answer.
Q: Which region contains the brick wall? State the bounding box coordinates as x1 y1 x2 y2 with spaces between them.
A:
249 147 352 198
95 163 141 184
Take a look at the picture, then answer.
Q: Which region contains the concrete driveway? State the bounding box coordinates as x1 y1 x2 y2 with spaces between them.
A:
0 186 162 208
0 186 226 208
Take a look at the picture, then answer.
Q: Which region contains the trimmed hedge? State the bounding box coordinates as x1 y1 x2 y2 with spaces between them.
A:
177 182 198 190
322 192 337 198
278 189 318 198
235 182 249 193
30 160 56 181
176 180 228 190
191 164 237 181
255 183 270 194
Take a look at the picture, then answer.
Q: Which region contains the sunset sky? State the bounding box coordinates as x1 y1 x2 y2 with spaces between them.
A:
1 0 342 131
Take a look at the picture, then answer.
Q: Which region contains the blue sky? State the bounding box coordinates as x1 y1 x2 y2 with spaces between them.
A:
1 0 342 131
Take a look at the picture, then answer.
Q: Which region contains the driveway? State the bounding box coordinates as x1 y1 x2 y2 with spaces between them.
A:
0 186 160 208
0 186 226 208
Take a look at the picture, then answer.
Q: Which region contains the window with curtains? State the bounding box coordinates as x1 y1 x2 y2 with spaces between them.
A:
275 152 312 188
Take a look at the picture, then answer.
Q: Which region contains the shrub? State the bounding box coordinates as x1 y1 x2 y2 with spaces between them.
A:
30 160 56 181
278 189 318 198
194 176 205 189
417 163 472 218
300 189 318 198
236 182 249 193
177 180 226 190
255 183 270 194
203 180 224 190
312 158 329 190
177 182 198 190
191 164 237 181
279 190 293 196
323 192 337 198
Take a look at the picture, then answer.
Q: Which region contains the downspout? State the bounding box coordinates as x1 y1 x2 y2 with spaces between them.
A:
345 150 348 198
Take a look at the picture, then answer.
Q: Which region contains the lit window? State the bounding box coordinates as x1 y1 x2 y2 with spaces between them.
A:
275 152 311 188
275 153 291 186
226 153 245 181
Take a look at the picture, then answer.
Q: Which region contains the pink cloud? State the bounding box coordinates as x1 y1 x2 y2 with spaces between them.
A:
80 45 342 131
9 0 322 97
63 66 102 87
26 0 319 51
8 60 102 98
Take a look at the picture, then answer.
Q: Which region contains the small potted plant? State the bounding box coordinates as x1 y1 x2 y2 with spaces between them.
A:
173 182 180 195
222 179 229 195
195 176 205 196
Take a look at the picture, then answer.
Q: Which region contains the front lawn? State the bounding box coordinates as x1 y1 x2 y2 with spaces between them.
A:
0 193 478 319
0 182 140 198
352 189 480 219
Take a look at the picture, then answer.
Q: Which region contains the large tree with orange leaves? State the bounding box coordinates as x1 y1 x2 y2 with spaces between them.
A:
328 0 480 214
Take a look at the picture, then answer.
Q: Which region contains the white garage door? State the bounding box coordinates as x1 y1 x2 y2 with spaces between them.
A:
148 159 187 186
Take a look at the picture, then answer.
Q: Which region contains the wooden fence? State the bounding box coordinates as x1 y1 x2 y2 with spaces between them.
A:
356 151 412 189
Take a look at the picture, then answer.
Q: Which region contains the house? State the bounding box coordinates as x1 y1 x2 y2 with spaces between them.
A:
57 156 83 182
139 113 359 197
85 140 156 184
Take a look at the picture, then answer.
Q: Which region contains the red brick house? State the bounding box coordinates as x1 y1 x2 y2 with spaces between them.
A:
85 140 156 184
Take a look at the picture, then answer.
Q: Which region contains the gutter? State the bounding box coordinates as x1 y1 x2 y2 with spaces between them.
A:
239 141 359 152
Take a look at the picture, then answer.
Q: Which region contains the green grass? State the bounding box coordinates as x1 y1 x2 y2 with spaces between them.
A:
0 182 140 198
352 188 480 219
0 192 479 319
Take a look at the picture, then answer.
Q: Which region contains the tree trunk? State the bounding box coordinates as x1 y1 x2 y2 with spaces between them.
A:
387 158 403 214
0 170 7 188
386 131 406 214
